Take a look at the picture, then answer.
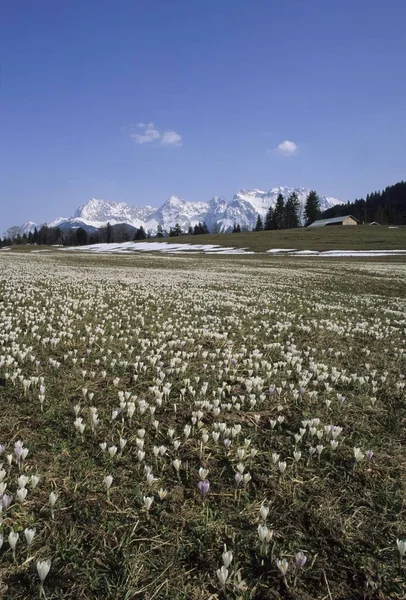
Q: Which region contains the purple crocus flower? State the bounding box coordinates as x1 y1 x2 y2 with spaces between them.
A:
235 473 243 486
2 493 13 509
296 551 307 569
198 480 210 497
299 387 306 396
365 449 374 461
269 385 275 395
224 439 231 449
0 445 5 455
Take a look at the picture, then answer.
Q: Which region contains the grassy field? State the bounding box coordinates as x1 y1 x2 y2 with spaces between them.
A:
0 251 405 599
1 224 406 255
142 225 406 252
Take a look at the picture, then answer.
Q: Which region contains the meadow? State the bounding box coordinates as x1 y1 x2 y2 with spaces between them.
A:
0 250 405 600
2 223 406 255
145 225 406 253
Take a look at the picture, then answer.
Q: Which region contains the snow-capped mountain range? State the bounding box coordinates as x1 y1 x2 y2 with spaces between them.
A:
4 187 343 237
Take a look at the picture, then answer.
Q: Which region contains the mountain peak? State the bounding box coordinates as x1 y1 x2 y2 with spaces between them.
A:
5 186 343 237
163 195 186 207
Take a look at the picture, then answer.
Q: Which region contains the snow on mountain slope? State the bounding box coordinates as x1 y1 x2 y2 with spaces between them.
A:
150 195 209 231
20 221 39 235
74 198 155 224
5 187 344 237
4 221 40 239
235 187 343 224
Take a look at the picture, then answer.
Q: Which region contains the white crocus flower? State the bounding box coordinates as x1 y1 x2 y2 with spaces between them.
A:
276 558 289 576
260 503 269 521
24 528 36 546
37 559 51 582
216 565 229 587
143 496 153 511
222 549 233 568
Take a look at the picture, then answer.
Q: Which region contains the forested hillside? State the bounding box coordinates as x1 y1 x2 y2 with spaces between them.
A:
321 181 406 224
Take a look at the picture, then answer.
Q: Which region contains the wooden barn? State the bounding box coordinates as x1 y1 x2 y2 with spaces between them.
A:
308 215 359 228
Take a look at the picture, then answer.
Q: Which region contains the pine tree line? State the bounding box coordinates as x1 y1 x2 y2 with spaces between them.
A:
320 181 406 225
248 191 321 231
0 220 211 247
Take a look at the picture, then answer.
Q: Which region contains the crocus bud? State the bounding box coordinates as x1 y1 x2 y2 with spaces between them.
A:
143 496 153 511
37 559 51 582
397 539 406 557
198 467 209 480
258 524 268 542
103 475 113 491
49 492 58 507
216 565 228 587
198 480 210 497
17 488 28 503
222 549 233 568
108 445 117 458
2 493 12 509
365 449 374 461
8 530 18 550
296 551 307 569
260 504 269 521
278 461 287 474
31 475 40 489
24 528 36 546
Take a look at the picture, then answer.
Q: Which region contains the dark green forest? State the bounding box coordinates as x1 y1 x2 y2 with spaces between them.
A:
321 181 406 224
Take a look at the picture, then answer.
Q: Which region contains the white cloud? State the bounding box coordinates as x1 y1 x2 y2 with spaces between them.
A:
161 130 182 146
131 122 160 144
130 122 182 146
275 140 298 156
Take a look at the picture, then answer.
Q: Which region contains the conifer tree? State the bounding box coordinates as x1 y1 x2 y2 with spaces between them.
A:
272 194 285 229
264 205 274 230
304 190 321 226
254 215 263 231
284 192 300 228
135 226 146 240
76 227 88 245
170 223 182 236
106 222 113 243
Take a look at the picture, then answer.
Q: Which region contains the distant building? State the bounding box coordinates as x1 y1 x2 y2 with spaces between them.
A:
307 215 359 228
369 221 380 225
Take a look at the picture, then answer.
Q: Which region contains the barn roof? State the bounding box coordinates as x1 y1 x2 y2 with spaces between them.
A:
307 215 359 228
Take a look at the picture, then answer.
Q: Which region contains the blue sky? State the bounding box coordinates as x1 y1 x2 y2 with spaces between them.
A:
1 0 406 229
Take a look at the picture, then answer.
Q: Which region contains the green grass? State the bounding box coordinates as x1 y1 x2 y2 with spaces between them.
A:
0 251 405 599
144 225 406 252
2 225 406 255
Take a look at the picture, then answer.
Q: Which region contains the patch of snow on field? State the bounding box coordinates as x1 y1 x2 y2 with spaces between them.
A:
318 250 406 257
60 242 254 254
267 248 406 257
266 248 296 253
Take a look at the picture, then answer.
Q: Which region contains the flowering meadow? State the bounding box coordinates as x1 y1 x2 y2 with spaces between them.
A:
0 251 405 599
